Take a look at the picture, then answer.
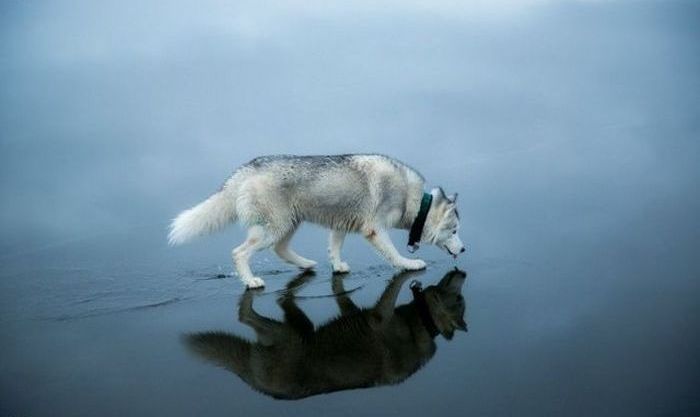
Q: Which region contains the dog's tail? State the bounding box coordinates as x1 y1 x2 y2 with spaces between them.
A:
184 331 252 377
168 189 237 245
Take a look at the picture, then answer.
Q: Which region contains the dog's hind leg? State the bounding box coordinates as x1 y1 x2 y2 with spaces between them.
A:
332 274 360 315
233 225 276 288
273 227 317 270
239 290 285 346
328 230 350 273
363 227 426 271
277 295 314 337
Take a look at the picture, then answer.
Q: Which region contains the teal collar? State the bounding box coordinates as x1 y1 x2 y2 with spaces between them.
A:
407 192 433 253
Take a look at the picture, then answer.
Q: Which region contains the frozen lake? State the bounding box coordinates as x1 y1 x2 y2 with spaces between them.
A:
1 216 697 416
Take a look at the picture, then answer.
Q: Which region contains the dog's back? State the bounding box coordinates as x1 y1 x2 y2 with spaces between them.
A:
231 154 425 231
188 306 437 399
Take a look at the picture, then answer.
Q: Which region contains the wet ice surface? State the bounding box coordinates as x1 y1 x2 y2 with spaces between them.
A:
1 222 698 417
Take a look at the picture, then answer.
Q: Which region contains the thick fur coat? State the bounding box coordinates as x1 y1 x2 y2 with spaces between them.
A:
169 154 465 288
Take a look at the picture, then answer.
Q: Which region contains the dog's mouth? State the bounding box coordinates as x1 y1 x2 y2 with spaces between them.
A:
444 245 458 259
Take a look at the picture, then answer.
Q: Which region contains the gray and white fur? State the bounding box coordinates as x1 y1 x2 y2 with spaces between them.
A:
168 154 465 288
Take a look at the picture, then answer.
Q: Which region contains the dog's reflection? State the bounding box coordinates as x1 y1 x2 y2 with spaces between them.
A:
185 269 467 400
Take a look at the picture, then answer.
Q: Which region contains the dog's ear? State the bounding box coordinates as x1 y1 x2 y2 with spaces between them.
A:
456 316 468 332
438 187 447 200
434 187 457 206
431 187 447 204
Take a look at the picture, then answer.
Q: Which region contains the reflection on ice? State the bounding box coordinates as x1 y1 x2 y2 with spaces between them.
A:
185 269 467 399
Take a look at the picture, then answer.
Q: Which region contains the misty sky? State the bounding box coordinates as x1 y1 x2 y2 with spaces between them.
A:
0 0 698 256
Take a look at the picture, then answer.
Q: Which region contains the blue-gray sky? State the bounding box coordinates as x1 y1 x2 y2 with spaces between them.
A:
1 0 698 252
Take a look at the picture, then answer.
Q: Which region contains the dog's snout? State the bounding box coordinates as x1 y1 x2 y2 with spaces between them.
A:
460 247 465 253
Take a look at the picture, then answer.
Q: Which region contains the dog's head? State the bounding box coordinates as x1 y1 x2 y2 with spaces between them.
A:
422 269 468 339
423 187 466 257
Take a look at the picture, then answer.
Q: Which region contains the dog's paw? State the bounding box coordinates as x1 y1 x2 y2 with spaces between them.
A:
402 259 427 271
332 261 350 274
245 277 266 289
298 259 317 270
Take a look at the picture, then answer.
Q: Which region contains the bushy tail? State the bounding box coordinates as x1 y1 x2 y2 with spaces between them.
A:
168 190 237 245
184 331 252 376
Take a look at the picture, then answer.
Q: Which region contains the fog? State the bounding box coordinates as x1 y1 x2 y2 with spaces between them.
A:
1 0 697 245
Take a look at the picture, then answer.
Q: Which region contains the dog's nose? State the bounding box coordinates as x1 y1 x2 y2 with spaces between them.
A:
460 247 466 253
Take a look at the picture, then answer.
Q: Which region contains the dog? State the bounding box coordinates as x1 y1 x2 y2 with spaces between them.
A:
168 154 465 288
185 269 468 399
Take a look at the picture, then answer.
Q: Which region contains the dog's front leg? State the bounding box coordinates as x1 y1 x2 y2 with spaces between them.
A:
363 227 426 271
374 271 418 315
370 271 420 328
328 230 350 273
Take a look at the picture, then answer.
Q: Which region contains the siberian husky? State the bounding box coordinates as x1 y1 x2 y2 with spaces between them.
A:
168 154 465 288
